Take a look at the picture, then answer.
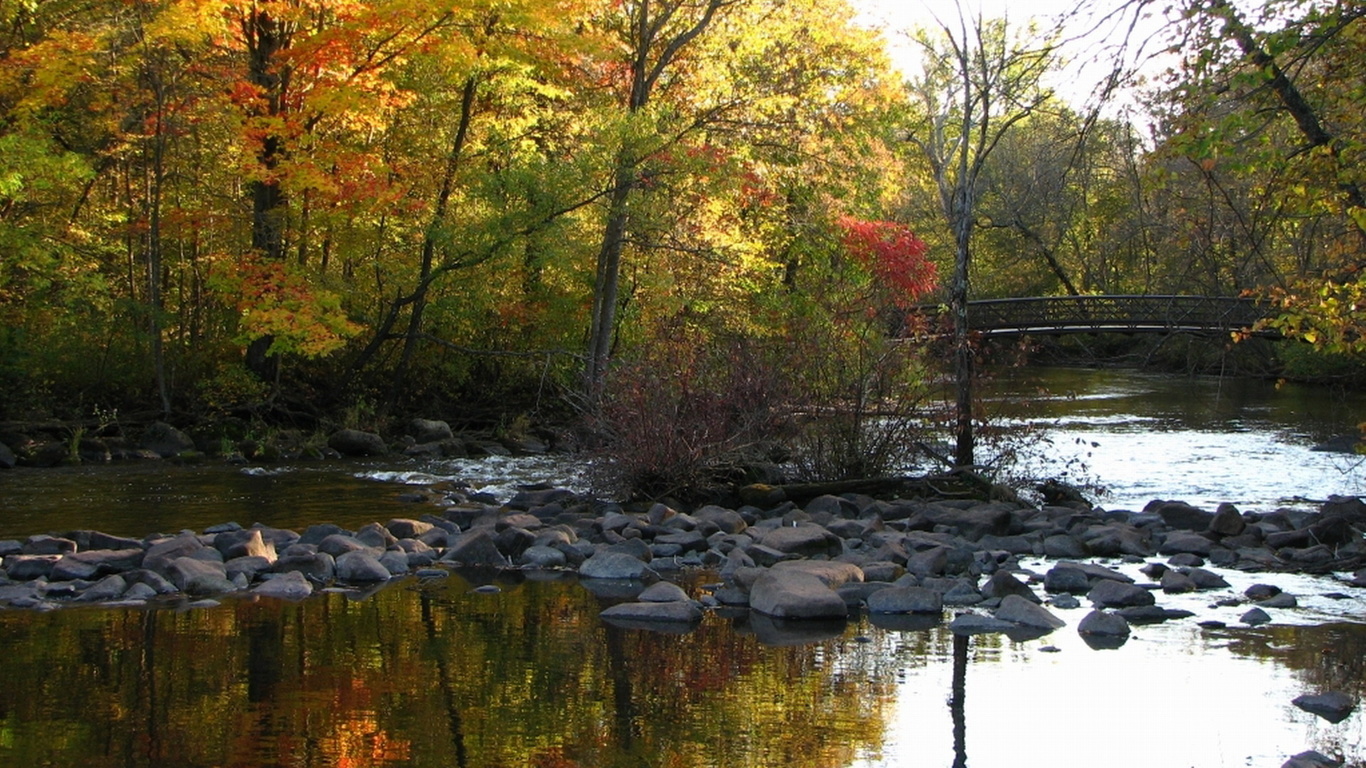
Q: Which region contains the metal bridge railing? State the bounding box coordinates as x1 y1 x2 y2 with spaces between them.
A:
912 295 1276 337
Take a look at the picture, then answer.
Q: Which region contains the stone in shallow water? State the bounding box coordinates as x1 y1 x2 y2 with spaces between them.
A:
749 571 847 620
1087 579 1154 608
637 581 689 603
578 551 652 580
867 586 942 615
1291 692 1356 723
253 571 313 601
948 613 1017 636
994 594 1065 630
334 551 391 584
1077 609 1130 638
599 600 702 624
1282 750 1344 768
1241 607 1272 626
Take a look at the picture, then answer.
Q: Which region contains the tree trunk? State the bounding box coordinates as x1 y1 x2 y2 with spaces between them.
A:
951 183 975 468
394 75 478 401
585 164 634 395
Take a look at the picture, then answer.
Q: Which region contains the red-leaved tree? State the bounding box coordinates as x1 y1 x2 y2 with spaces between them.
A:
836 216 937 308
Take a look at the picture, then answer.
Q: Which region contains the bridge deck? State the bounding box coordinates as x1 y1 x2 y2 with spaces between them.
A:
912 295 1277 338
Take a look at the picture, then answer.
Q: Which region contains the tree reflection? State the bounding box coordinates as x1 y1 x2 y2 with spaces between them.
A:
0 575 901 768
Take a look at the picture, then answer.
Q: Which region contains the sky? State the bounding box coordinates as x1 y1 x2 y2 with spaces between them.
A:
846 0 1178 114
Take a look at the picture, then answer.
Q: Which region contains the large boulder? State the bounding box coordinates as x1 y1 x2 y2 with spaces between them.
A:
1087 579 1155 608
995 594 1066 630
140 421 196 458
407 418 454 444
327 429 388 457
599 600 703 624
1078 609 1131 638
867 586 943 614
442 530 511 567
166 557 235 595
578 551 651 580
1154 501 1214 530
759 524 843 558
749 570 849 620
769 560 864 589
335 550 392 583
1291 692 1356 724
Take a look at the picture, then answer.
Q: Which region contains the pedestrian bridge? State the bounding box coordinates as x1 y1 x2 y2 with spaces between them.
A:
910 295 1278 338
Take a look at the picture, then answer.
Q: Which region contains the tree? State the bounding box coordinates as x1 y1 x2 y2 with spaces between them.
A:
583 0 740 400
903 8 1057 467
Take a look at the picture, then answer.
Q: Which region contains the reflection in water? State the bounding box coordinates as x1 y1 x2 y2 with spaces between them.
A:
950 633 967 768
0 572 1361 767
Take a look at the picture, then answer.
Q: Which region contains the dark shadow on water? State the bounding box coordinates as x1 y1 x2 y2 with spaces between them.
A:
869 612 943 633
741 613 848 646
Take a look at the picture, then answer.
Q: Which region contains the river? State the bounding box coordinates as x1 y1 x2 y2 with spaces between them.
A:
0 366 1363 767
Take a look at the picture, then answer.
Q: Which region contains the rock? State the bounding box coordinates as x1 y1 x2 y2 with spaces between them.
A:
356 522 399 549
76 575 128 602
496 526 537 559
982 570 1040 603
749 570 849 619
269 552 336 583
335 550 392 583
327 428 388 457
1077 609 1131 638
442 530 511 567
1042 534 1088 559
1262 592 1298 609
317 534 371 558
1241 607 1272 626
4 554 61 580
1246 584 1283 601
578 551 652 580
215 529 276 561
759 524 843 558
1160 570 1198 593
770 560 865 589
995 594 1065 630
517 545 568 569
407 418 453 444
1156 501 1214 530
143 535 206 574
948 613 1019 635
905 546 949 578
225 555 274 581
1043 564 1092 594
600 600 703 624
378 550 409 575
1087 579 1155 608
0 440 15 469
1183 567 1230 589
140 421 196 458
254 571 315 600
867 586 943 614
1291 691 1356 723
23 535 77 555
1159 531 1214 556
1209 503 1246 536
1282 750 1343 768
386 518 435 540
1117 605 1194 623
638 581 690 602
693 505 748 534
166 558 235 595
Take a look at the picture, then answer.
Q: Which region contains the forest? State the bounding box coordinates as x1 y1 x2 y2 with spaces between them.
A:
0 0 1362 475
